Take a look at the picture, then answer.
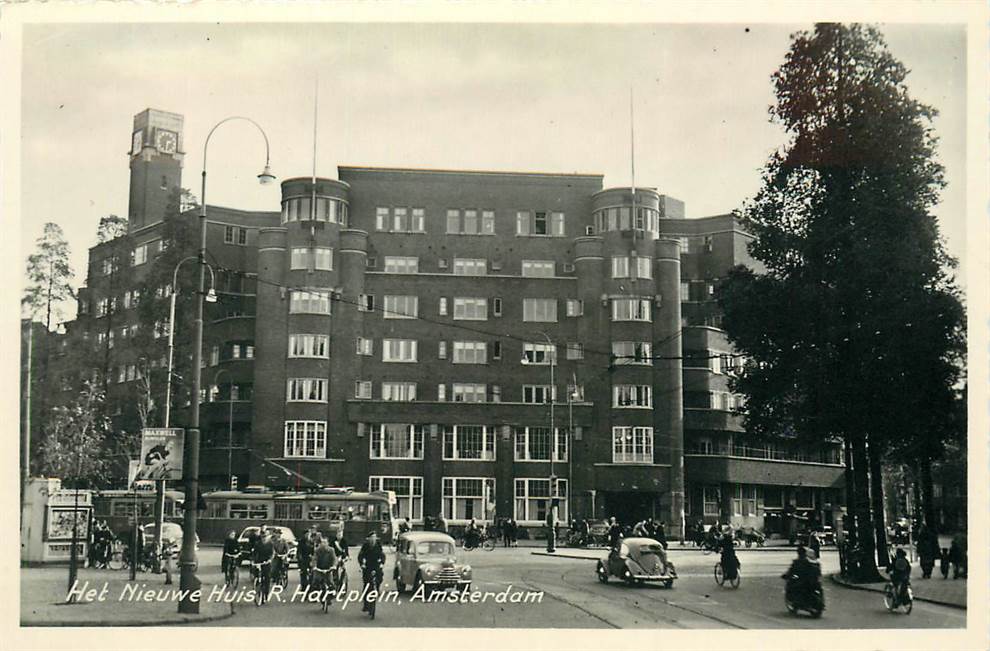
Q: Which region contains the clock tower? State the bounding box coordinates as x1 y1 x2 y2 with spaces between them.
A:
128 108 184 233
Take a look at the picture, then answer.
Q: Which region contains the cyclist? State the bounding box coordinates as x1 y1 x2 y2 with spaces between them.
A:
398 517 411 535
358 531 386 616
311 535 338 593
888 547 912 605
464 518 481 549
718 528 740 582
271 529 290 585
251 528 275 600
221 530 240 578
332 528 350 561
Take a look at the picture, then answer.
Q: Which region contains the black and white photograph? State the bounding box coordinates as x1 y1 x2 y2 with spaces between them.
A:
5 3 987 650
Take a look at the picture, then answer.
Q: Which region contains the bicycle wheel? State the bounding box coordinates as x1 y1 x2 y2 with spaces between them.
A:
714 562 725 585
227 564 239 588
883 584 896 611
483 537 496 551
255 578 264 607
703 545 714 556
108 551 124 571
729 571 740 589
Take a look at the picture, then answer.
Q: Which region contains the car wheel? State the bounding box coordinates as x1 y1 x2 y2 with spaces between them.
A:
663 579 674 589
785 599 797 615
596 561 608 584
413 572 424 594
396 578 405 593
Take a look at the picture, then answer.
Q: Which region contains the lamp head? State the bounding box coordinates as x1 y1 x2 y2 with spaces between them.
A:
257 165 276 185
205 288 218 303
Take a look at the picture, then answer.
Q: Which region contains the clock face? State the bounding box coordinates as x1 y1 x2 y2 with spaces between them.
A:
131 130 143 155
155 129 177 154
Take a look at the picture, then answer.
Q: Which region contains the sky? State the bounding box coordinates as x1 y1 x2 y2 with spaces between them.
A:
19 21 967 325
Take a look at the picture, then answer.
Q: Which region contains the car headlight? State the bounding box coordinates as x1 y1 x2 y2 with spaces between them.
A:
461 565 471 575
422 566 436 577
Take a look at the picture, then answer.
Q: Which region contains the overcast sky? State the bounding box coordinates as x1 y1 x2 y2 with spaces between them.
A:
19 21 967 324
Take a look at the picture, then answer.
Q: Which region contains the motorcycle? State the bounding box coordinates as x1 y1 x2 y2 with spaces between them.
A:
783 574 825 618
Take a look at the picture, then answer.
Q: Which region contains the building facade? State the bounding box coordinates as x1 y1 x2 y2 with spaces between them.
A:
56 108 845 539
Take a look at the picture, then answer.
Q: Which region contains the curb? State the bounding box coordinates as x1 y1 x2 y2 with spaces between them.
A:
22 602 234 627
827 573 966 610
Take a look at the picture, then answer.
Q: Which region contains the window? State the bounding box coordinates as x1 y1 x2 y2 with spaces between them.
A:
482 210 495 234
289 289 331 315
492 298 503 316
452 341 487 364
290 247 308 270
515 210 564 237
447 209 494 235
514 478 568 523
443 426 496 460
369 424 424 459
612 341 653 365
289 334 329 358
438 341 447 359
411 208 425 233
523 298 557 322
611 256 630 278
287 378 328 402
229 503 269 520
636 256 652 279
613 385 653 408
490 385 501 402
703 486 720 516
439 297 448 316
383 295 418 319
446 209 461 234
452 258 486 276
565 299 583 317
376 207 389 231
522 385 557 404
522 260 555 277
680 282 690 302
437 384 446 401
492 341 502 359
732 485 760 517
314 247 333 271
372 206 425 233
382 338 418 362
453 298 487 321
612 426 654 463
565 343 584 360
356 337 373 356
611 298 651 322
133 244 148 266
359 294 375 312
210 345 220 366
383 256 418 274
354 380 372 399
369 476 424 521
442 477 495 521
281 197 347 224
452 383 486 403
284 421 327 458
522 342 556 365
381 382 417 401
514 427 567 462
224 225 247 245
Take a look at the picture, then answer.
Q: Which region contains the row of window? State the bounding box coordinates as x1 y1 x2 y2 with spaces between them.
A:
373 208 567 238
281 196 349 225
351 381 585 403
592 206 663 236
347 338 591 363
282 420 651 466
688 484 819 518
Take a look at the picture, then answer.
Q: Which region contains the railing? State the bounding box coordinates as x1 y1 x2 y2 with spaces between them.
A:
686 444 843 466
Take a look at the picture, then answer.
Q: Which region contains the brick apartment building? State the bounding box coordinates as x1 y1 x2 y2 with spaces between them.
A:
49 108 845 538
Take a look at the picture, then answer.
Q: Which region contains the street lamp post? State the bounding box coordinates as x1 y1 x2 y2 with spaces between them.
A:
212 368 235 490
178 116 274 615
540 331 557 554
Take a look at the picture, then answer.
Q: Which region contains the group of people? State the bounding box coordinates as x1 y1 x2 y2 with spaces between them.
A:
914 525 967 580
87 520 116 568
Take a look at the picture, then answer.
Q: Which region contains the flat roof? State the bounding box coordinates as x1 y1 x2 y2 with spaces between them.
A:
339 165 603 180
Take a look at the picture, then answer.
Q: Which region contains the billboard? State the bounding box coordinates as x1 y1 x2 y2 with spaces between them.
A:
134 428 184 481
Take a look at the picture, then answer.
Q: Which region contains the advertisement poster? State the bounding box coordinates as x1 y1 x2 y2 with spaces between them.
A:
134 428 184 481
46 507 90 541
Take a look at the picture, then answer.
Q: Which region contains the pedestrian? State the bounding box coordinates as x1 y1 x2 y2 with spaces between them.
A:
656 521 668 550
949 532 966 579
436 513 448 534
939 547 951 579
607 516 623 549
509 517 518 547
808 530 821 560
916 525 937 579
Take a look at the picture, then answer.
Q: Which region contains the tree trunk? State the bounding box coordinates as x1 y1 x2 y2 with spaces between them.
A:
842 438 856 545
868 435 889 567
920 456 937 535
851 434 883 581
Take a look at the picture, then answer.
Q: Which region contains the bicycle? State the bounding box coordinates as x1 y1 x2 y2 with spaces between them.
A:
273 553 290 588
333 557 349 595
361 562 384 620
714 559 741 588
223 552 240 588
107 540 126 570
311 566 333 613
883 581 913 614
252 560 272 606
462 529 496 552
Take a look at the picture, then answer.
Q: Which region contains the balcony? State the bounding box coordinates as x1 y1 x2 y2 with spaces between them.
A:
686 443 843 466
684 445 845 489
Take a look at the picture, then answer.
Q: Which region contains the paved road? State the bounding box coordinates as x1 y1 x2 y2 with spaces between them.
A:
192 546 965 628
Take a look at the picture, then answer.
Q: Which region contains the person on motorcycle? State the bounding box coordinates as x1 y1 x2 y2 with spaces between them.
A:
358 532 386 615
781 544 821 600
272 529 290 584
311 535 338 593
719 529 740 580
888 547 912 604
221 530 240 576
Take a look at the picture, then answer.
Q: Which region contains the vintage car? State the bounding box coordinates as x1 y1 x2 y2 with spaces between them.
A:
596 537 677 588
393 531 472 594
236 525 299 567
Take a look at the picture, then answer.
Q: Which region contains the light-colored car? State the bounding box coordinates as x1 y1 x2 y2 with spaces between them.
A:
236 525 299 566
139 522 198 558
393 531 472 594
596 537 677 588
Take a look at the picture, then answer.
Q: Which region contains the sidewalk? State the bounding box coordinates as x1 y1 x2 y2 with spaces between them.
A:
829 572 966 609
21 566 233 626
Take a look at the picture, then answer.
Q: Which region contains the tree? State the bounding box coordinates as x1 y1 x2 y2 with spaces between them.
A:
23 222 74 330
36 381 113 598
96 214 129 244
718 24 965 581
